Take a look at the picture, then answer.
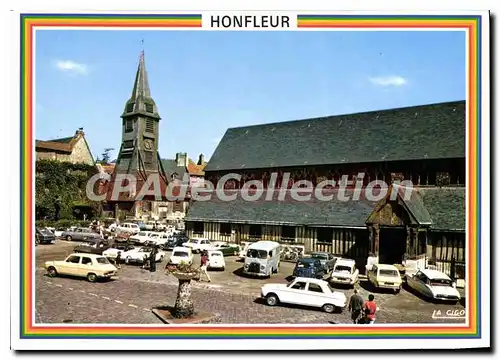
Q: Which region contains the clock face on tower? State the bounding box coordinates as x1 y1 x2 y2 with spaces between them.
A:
144 139 153 150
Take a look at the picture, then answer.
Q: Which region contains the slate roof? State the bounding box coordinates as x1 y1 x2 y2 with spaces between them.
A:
185 190 378 227
160 159 187 180
185 187 465 231
418 187 465 231
205 101 465 172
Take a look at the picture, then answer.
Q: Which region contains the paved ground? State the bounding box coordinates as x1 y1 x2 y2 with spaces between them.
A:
35 240 466 325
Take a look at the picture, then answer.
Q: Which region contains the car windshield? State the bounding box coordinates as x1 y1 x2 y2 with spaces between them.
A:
297 260 315 268
247 249 268 259
139 248 151 252
210 253 222 257
96 257 109 264
429 278 453 286
334 265 352 273
173 251 188 257
312 253 327 260
379 269 399 277
138 232 148 236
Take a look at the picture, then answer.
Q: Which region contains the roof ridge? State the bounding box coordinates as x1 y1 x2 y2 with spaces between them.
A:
225 100 466 131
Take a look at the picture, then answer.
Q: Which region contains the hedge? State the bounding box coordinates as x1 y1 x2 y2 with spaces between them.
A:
35 160 102 220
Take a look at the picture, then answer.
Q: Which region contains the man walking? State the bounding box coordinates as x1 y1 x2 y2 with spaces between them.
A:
115 251 122 269
348 289 364 324
363 294 378 324
199 251 211 282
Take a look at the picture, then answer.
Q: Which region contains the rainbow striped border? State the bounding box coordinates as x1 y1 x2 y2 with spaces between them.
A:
20 13 483 341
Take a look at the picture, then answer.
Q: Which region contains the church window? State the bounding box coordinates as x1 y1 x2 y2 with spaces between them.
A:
145 103 154 113
145 118 155 133
125 119 133 132
126 103 135 113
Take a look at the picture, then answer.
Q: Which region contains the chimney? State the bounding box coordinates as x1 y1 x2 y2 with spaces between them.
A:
75 127 85 136
175 152 188 167
197 154 205 165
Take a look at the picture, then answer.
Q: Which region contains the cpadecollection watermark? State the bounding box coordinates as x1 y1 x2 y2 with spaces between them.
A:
86 171 416 203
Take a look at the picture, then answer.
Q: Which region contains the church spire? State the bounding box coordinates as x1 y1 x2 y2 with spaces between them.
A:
121 46 160 119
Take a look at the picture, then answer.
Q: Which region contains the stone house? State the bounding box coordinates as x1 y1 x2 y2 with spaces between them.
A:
35 128 95 165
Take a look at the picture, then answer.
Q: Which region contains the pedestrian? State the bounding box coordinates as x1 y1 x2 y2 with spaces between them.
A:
149 246 157 272
348 289 364 324
199 250 211 282
115 251 122 269
363 294 378 324
142 253 149 270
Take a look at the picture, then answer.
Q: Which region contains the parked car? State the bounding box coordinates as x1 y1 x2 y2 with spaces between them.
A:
53 228 67 238
144 221 156 231
238 242 251 261
207 250 226 270
129 231 155 244
310 251 337 272
149 232 170 246
292 258 325 279
36 227 56 245
73 240 112 255
329 258 359 287
45 253 117 282
182 238 214 253
212 242 240 256
261 277 346 313
367 264 402 293
156 222 167 231
122 246 166 264
406 269 461 303
163 236 189 251
168 246 193 265
116 222 141 235
61 227 101 242
102 243 137 259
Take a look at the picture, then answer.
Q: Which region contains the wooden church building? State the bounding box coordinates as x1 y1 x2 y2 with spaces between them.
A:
184 101 466 280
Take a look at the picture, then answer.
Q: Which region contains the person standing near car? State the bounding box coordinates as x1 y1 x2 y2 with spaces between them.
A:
348 289 364 324
199 250 211 282
363 294 378 324
115 251 122 269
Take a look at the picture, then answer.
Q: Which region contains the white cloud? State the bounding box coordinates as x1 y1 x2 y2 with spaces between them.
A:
369 76 407 87
55 60 88 75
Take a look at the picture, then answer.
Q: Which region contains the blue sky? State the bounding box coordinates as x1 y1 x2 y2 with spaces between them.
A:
35 30 466 162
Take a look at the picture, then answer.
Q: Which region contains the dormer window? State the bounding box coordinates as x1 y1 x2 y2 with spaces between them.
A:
126 103 135 113
145 103 154 113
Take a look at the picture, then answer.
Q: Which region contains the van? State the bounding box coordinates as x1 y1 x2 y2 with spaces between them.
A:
243 241 280 277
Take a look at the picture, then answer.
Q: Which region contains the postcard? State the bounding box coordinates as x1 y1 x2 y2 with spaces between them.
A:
9 6 490 351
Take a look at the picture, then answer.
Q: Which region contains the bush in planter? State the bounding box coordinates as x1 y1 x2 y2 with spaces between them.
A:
165 261 200 319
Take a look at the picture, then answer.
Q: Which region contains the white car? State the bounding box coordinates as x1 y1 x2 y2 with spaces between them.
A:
261 277 346 313
169 247 193 265
116 222 140 235
406 269 461 303
149 232 170 246
238 242 251 261
207 250 225 270
102 244 137 259
367 264 403 293
129 231 155 244
122 246 165 264
329 258 359 287
45 253 117 282
182 238 214 253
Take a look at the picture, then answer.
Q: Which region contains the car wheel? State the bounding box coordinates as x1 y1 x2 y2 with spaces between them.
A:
322 304 335 313
66 235 72 241
221 267 225 271
87 273 97 282
395 287 401 294
47 266 57 277
266 293 279 306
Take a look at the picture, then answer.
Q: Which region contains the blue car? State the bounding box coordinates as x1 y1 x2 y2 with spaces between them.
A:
292 258 325 279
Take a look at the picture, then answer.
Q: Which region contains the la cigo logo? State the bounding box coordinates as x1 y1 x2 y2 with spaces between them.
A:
431 309 466 320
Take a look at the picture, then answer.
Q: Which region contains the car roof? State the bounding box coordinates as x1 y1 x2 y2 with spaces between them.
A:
335 258 355 265
208 250 223 254
68 253 102 258
376 264 400 270
420 269 451 280
294 277 327 285
172 246 191 252
248 241 280 251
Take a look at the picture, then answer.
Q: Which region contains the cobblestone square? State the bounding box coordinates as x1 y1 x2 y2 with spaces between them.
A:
35 241 466 325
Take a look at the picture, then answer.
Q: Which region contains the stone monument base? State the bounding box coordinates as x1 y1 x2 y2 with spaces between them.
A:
152 306 221 324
